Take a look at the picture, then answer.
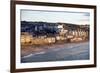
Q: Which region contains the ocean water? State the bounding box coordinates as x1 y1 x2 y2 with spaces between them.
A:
21 42 89 63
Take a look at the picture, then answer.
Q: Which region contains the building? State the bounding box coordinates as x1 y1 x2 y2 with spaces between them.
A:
21 21 89 45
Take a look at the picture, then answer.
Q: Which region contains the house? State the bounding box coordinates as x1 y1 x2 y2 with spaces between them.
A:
21 32 33 45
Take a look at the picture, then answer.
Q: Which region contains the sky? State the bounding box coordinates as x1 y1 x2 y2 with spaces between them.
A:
21 10 90 25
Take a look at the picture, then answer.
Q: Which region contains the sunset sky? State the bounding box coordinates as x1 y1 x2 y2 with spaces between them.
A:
21 10 90 25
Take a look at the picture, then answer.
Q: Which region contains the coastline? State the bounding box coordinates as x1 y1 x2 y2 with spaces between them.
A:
21 41 89 57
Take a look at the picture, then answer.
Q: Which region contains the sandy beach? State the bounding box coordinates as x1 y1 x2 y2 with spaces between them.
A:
21 41 89 57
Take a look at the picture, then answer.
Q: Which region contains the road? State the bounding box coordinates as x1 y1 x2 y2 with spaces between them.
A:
21 42 89 63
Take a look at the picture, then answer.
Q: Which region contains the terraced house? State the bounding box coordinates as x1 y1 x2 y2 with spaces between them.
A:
21 21 89 45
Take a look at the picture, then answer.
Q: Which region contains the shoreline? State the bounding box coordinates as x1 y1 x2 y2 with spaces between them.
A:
21 41 89 57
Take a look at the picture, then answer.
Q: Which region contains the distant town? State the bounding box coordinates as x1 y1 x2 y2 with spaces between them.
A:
21 21 89 46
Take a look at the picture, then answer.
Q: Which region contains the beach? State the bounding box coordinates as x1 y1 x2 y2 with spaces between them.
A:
21 41 89 63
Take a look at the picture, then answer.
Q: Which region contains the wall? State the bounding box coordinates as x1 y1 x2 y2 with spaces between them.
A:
0 0 100 73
